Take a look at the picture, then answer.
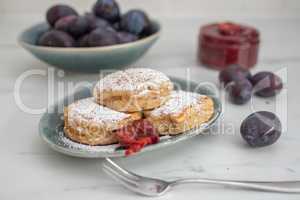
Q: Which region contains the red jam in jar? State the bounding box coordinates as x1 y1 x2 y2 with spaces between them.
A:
198 22 260 70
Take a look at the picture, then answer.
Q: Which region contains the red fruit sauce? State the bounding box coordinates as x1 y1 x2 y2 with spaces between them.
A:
116 119 159 156
198 22 260 70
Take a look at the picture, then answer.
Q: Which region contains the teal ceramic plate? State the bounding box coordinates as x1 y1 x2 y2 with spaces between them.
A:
39 77 222 158
18 21 160 72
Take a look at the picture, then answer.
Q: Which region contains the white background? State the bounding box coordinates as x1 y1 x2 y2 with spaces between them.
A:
1 0 300 18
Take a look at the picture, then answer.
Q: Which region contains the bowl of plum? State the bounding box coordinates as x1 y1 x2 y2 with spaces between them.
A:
18 0 161 72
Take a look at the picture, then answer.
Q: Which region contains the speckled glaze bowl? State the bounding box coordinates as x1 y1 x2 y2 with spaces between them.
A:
18 21 161 73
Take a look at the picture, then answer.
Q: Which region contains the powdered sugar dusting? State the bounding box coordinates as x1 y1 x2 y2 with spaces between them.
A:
150 91 205 117
67 97 129 127
94 68 172 96
58 130 119 152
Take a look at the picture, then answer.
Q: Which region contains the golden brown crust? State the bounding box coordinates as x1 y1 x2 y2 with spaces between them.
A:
64 123 119 146
145 92 214 135
63 98 142 145
96 82 172 112
93 68 173 112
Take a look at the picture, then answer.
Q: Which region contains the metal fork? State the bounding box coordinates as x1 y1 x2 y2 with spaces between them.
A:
103 158 300 196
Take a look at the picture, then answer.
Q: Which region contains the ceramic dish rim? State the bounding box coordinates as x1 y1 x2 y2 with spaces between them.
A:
38 77 222 158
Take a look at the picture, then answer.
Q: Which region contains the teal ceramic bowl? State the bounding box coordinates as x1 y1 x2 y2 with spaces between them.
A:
18 21 161 72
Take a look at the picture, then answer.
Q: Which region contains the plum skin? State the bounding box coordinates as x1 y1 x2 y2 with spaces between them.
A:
240 111 282 147
251 71 283 97
228 79 253 105
43 2 155 48
54 15 89 38
84 12 109 31
93 0 120 23
113 22 120 31
140 23 157 38
77 34 90 47
37 30 75 47
120 10 150 35
219 65 252 87
117 32 138 44
46 4 78 26
87 27 119 47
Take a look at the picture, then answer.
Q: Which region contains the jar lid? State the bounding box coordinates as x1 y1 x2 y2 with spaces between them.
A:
200 22 260 46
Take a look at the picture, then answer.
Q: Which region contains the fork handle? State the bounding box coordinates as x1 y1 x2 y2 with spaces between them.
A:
170 178 300 193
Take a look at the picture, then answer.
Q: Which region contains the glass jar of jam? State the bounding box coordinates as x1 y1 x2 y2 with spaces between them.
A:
198 22 260 70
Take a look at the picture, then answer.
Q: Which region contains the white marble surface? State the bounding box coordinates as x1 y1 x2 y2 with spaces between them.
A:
1 0 300 18
1 12 300 200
